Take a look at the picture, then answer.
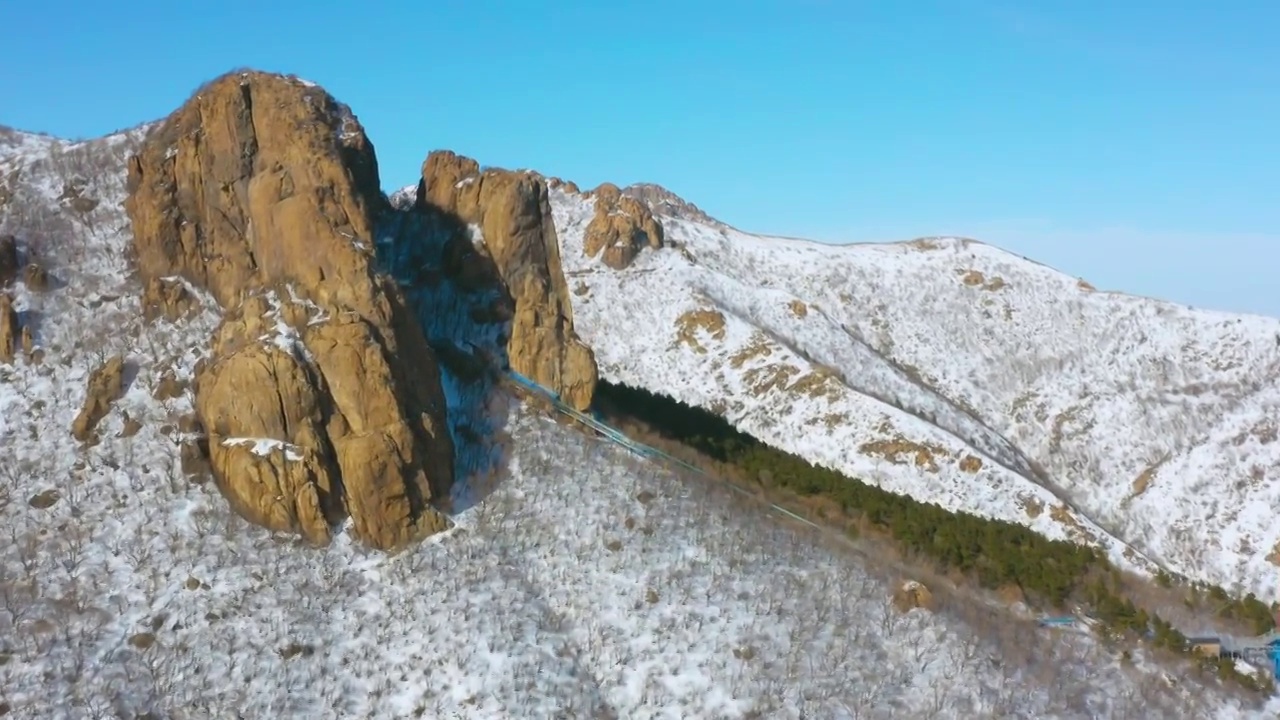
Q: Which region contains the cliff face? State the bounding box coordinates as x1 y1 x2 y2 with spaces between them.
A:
418 150 598 411
124 71 454 549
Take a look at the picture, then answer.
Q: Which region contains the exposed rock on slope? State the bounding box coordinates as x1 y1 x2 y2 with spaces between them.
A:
124 71 454 549
582 182 664 270
418 150 598 410
550 185 1280 600
0 293 18 363
0 234 18 283
141 276 196 322
622 182 724 227
71 354 125 442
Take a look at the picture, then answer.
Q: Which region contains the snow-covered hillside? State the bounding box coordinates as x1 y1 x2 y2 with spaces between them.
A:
2 116 1278 717
551 188 1280 603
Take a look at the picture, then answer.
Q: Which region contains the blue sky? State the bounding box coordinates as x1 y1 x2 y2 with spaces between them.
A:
2 1 1278 315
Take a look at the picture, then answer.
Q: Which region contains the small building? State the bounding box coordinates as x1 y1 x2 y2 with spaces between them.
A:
1220 631 1280 679
1149 630 1279 679
1187 636 1222 657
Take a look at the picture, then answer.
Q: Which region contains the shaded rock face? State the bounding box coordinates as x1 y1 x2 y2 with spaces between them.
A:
582 182 664 270
125 71 454 550
141 276 197 322
418 150 598 410
0 235 18 284
0 235 51 293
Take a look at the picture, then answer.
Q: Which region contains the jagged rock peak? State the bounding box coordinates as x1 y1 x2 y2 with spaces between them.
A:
124 69 455 550
621 182 725 227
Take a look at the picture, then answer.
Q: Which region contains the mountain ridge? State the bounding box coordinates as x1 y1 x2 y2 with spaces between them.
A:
549 190 1280 602
3 69 1280 718
7 101 1279 603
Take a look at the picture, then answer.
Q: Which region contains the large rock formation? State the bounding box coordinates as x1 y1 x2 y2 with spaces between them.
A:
418 150 598 410
125 71 454 550
582 182 664 270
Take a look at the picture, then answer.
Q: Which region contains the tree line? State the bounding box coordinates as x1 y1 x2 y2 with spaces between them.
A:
594 380 1277 694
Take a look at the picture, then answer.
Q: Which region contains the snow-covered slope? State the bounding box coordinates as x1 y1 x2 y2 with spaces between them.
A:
2 122 1278 717
551 188 1280 602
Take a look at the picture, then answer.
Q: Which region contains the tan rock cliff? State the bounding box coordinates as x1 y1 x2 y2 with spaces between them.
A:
125 71 454 550
419 150 598 410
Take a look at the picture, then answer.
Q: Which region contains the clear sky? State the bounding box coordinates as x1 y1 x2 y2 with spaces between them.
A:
3 1 1278 316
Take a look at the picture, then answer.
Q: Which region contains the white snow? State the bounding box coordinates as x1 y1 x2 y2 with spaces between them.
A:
387 183 418 210
221 437 305 462
2 118 1278 718
550 188 1280 603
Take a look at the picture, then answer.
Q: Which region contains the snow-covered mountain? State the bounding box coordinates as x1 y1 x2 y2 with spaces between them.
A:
550 187 1280 603
2 68 1279 717
7 127 1270 720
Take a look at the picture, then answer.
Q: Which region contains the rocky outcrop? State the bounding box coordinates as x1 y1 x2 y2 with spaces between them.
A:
892 580 935 613
72 355 125 442
582 182 664 270
141 276 196 322
419 150 598 410
1 235 51 291
0 235 18 284
547 177 580 194
124 71 454 550
22 263 49 292
0 293 17 363
621 182 723 227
